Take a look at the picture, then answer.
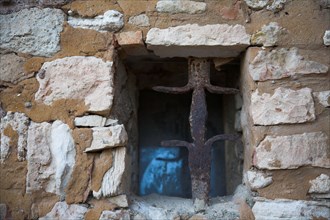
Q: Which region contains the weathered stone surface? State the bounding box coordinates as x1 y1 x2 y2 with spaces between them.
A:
0 8 65 57
91 150 113 192
0 53 32 85
249 48 328 81
257 167 330 200
0 111 29 162
244 0 269 9
108 194 129 208
267 0 287 12
63 0 122 18
246 170 273 190
254 132 330 170
324 30 330 46
252 199 330 220
99 210 130 220
251 22 284 47
309 174 330 194
0 203 8 220
146 24 250 58
85 199 117 220
26 121 76 197
65 128 94 204
68 10 124 32
128 14 150 27
35 56 114 113
116 31 144 46
85 125 128 152
93 147 126 198
156 0 206 14
74 115 107 127
251 88 315 125
39 202 88 220
313 91 330 107
0 0 72 14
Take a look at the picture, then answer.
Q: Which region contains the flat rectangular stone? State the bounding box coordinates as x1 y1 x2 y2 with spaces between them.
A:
252 199 330 220
74 115 106 127
251 87 315 125
146 24 250 58
85 125 128 152
254 132 330 170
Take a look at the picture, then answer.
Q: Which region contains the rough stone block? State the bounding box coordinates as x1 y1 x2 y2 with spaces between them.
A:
251 22 284 47
324 30 330 46
108 194 129 208
93 147 126 198
68 10 124 32
99 210 130 220
0 53 33 85
252 199 330 220
309 174 330 194
251 87 315 125
116 31 144 46
146 24 250 58
128 14 150 27
0 111 29 162
156 0 207 14
74 115 107 127
249 48 328 81
85 125 128 152
254 132 330 169
0 8 65 57
313 90 330 107
39 202 88 220
244 0 269 9
35 56 115 113
246 170 273 190
26 121 76 197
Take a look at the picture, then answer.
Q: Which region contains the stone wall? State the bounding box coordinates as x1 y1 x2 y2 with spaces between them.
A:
0 0 329 219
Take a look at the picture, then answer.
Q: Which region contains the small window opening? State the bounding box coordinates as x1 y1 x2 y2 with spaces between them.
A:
124 56 242 198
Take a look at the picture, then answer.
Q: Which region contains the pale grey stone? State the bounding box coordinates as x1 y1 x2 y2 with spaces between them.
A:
99 210 130 220
251 88 315 125
26 121 76 198
0 204 7 220
108 194 129 208
35 56 115 113
246 170 273 190
0 8 65 57
85 125 128 152
39 202 88 220
128 14 150 27
93 147 126 198
234 111 242 132
68 10 124 32
252 199 330 220
74 115 106 127
146 24 250 58
244 0 269 9
309 174 330 194
323 30 330 46
156 0 207 14
313 91 330 107
0 53 33 85
266 0 287 12
249 48 328 81
0 112 29 162
105 118 119 126
251 22 284 47
254 132 330 170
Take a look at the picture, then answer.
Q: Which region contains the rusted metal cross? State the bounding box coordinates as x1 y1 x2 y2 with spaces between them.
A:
153 58 240 202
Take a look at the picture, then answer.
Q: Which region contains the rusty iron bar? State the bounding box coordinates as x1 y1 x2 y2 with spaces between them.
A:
153 58 240 202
